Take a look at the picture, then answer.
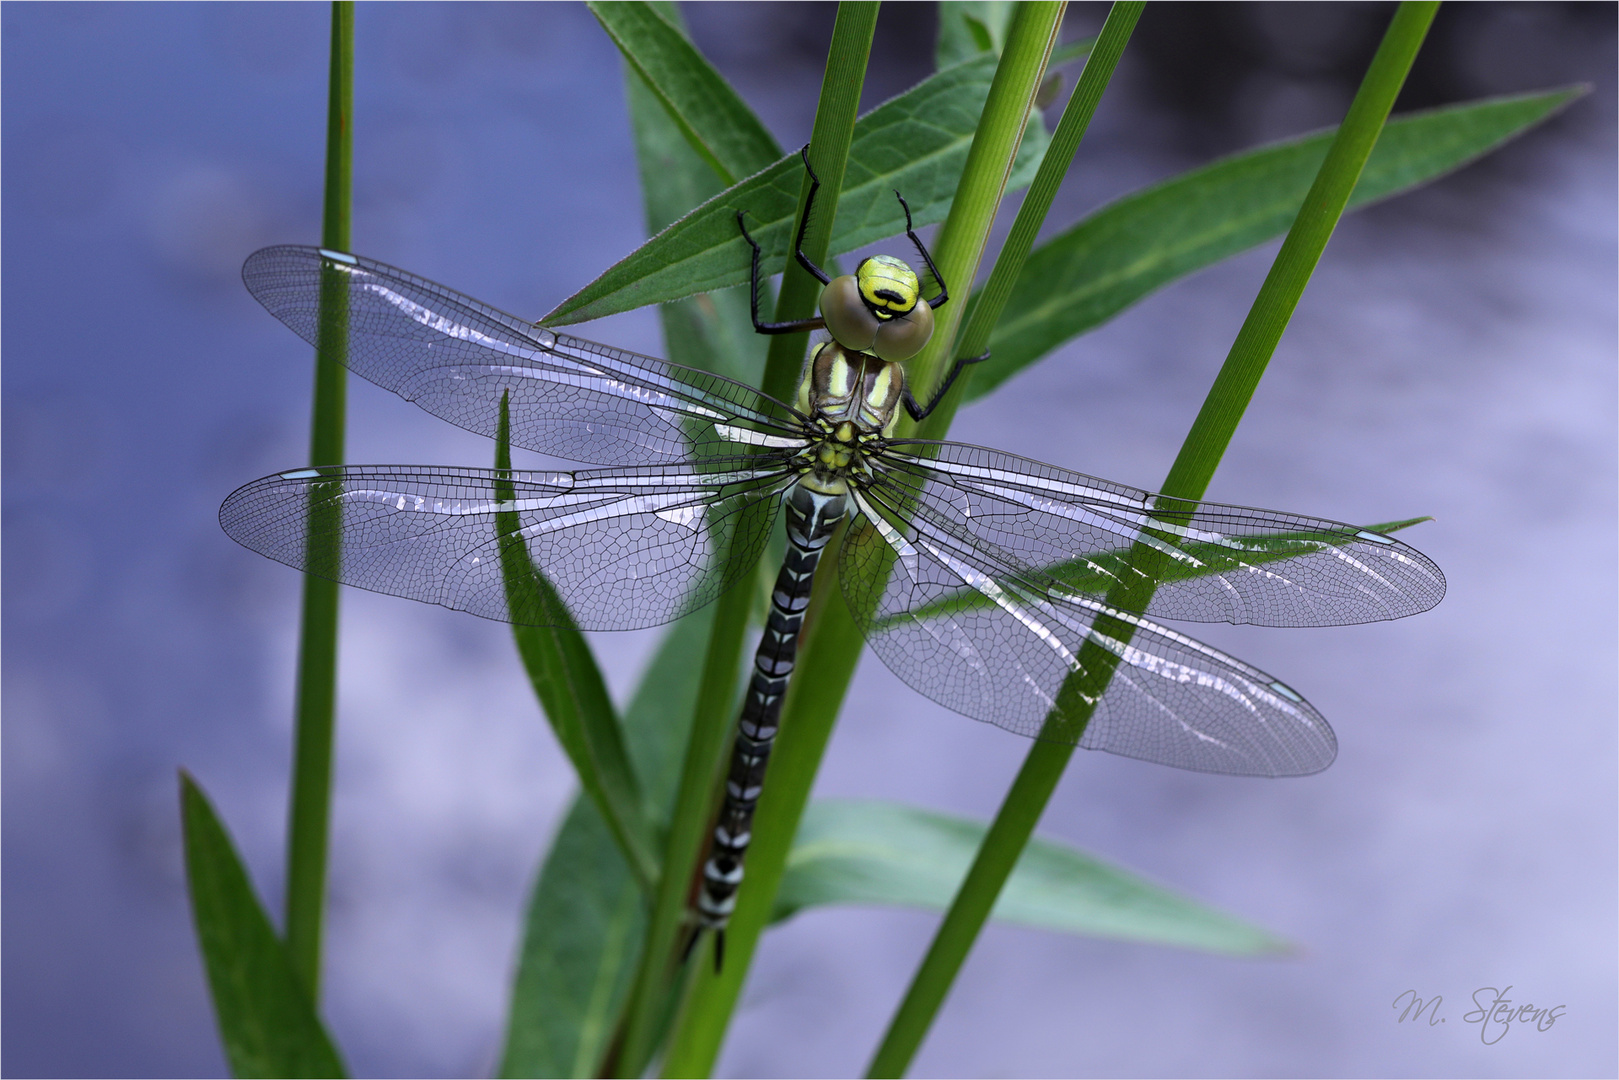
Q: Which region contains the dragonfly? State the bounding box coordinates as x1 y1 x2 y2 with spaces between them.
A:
221 154 1444 966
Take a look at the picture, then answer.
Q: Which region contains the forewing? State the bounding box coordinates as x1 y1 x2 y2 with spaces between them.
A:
839 489 1336 777
242 246 805 466
220 461 790 632
876 441 1446 627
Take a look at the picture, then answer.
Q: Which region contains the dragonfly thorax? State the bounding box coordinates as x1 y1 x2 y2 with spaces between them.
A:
791 342 900 494
799 341 905 435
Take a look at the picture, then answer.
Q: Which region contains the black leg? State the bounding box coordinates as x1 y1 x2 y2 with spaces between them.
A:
738 209 825 335
895 191 951 310
791 145 833 286
902 350 991 422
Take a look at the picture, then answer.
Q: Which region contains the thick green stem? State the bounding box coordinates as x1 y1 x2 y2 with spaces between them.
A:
867 5 1439 1076
614 10 880 1074
283 0 353 1004
897 2 1066 439
657 7 1067 1077
930 1 1144 435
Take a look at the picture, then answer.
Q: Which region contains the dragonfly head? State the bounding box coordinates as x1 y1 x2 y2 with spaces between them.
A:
819 255 934 363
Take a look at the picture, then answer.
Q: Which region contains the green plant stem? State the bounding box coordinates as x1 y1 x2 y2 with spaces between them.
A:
865 5 1438 1075
898 1 1067 438
657 8 1067 1077
611 11 880 1074
283 0 352 1003
930 0 1143 437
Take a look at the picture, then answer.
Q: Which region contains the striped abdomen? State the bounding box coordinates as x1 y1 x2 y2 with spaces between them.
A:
696 481 847 945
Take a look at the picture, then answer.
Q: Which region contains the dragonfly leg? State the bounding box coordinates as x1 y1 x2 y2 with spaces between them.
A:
902 349 993 422
894 189 950 310
738 209 824 335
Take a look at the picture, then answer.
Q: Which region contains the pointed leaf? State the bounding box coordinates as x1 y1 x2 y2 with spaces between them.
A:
777 799 1288 956
495 396 658 889
544 53 1050 326
180 773 348 1078
877 516 1434 629
967 87 1584 398
498 796 646 1079
589 1 781 186
499 605 716 1078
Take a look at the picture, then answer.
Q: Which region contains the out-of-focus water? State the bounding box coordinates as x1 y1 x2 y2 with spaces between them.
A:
3 4 1613 1077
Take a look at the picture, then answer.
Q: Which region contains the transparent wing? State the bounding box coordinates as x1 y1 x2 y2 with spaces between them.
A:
242 246 807 466
874 440 1446 627
840 486 1337 777
220 459 793 632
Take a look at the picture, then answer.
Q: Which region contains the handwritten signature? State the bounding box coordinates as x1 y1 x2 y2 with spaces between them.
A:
1392 986 1565 1044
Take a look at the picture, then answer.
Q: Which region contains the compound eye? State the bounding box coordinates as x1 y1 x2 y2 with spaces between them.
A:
820 275 881 352
872 299 933 362
856 255 920 317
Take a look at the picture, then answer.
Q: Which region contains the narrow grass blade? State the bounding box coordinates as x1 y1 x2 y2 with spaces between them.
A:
588 1 781 185
544 49 1049 326
494 394 658 889
968 86 1584 399
868 7 1442 1076
181 773 348 1079
776 800 1288 955
878 516 1434 628
659 9 1068 1076
283 0 352 1002
920 0 1142 439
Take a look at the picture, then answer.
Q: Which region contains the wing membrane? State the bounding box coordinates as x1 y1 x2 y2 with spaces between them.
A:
242 246 806 466
841 486 1337 777
220 461 792 631
875 440 1446 627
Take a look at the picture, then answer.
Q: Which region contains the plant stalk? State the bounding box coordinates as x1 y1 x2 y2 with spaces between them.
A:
659 6 1067 1076
283 0 353 1003
866 4 1439 1075
613 8 881 1075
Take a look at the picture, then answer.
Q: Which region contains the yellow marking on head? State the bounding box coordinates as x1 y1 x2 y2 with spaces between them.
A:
856 255 920 318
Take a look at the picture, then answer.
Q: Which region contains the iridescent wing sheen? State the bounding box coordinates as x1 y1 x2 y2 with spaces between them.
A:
220 459 794 632
242 245 806 467
868 440 1445 628
839 481 1338 777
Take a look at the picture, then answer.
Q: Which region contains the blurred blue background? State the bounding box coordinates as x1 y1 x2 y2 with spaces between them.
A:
4 3 1614 1076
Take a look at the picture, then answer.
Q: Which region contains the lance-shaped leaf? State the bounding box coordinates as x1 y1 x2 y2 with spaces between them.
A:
495 393 658 889
777 800 1287 956
181 773 348 1079
545 52 1050 326
967 87 1584 398
498 602 715 1078
874 516 1433 632
589 0 782 185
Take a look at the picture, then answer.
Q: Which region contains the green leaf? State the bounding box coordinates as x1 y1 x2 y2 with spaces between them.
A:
497 796 646 1079
495 395 658 890
180 772 348 1079
876 516 1433 630
498 606 718 1079
589 1 781 186
778 800 1288 955
869 9 1446 1076
935 2 1016 67
544 52 1050 327
968 87 1584 399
